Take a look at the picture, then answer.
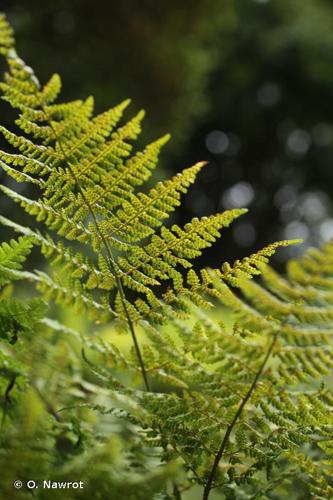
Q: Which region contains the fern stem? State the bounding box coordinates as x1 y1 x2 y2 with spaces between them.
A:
202 333 278 500
173 483 182 500
33 384 62 422
70 186 150 392
158 423 183 499
0 375 16 431
42 110 150 391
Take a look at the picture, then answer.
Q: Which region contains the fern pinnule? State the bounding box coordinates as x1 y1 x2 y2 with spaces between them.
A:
0 14 13 55
0 235 35 287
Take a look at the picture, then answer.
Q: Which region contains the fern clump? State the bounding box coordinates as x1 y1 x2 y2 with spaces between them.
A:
0 11 332 500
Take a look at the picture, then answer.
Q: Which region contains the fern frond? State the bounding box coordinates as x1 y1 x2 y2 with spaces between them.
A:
0 23 252 332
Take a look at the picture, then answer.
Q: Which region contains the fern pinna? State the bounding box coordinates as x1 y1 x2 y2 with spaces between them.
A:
0 12 332 500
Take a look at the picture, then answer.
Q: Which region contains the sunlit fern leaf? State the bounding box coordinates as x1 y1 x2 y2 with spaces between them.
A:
0 14 252 324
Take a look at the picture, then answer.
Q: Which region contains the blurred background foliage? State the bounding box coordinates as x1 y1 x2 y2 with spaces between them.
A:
1 0 333 267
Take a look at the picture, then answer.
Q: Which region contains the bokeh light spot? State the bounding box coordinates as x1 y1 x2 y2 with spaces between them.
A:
205 130 229 154
286 129 311 155
221 182 255 209
284 221 309 241
319 219 333 241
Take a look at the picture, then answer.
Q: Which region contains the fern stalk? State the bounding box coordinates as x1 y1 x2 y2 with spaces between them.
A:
0 375 16 431
33 383 62 422
202 332 278 500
